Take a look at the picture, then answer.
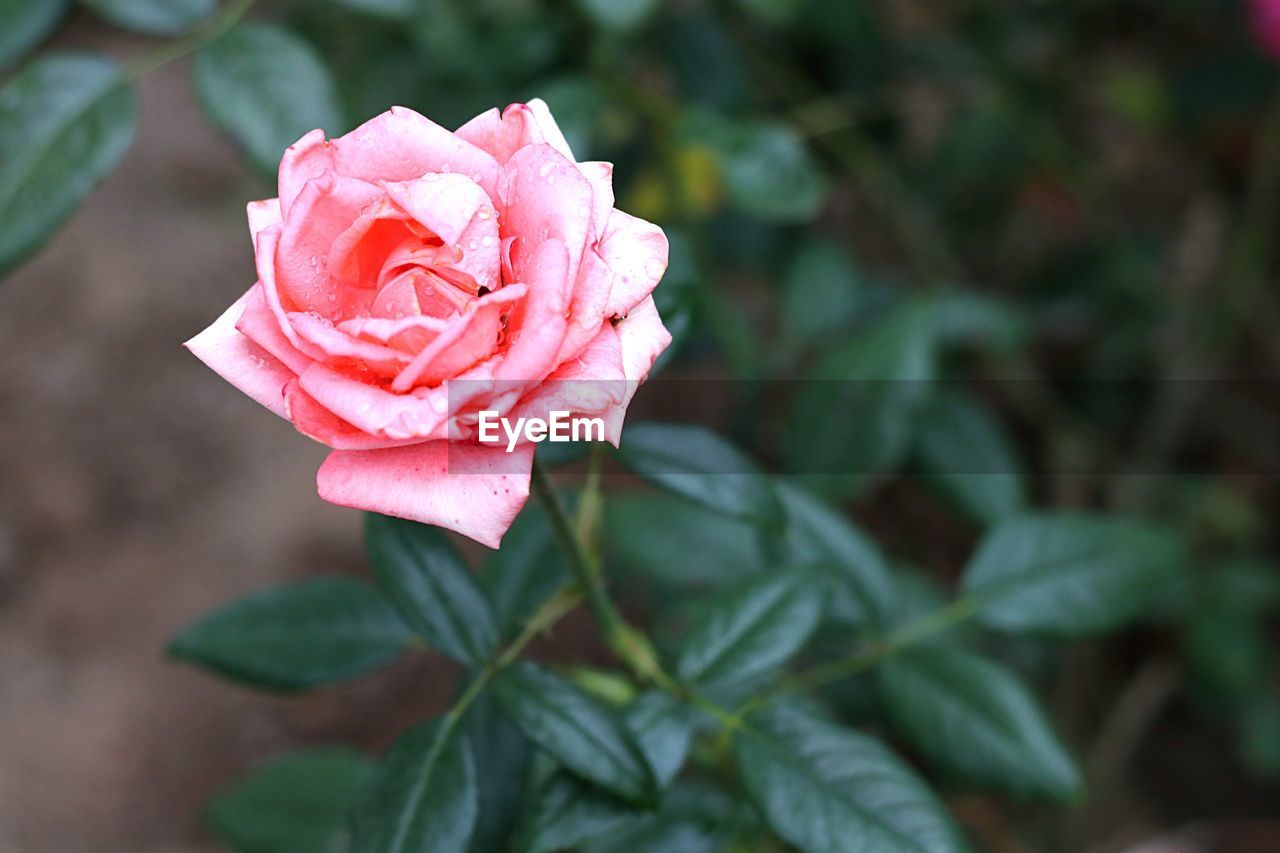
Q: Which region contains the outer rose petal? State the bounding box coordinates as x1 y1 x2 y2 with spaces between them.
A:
526 98 575 161
247 198 282 243
185 289 295 419
235 282 313 375
317 441 534 548
297 363 451 441
284 381 419 450
599 209 669 317
501 144 593 287
508 320 627 427
278 108 503 216
577 161 615 240
601 295 672 444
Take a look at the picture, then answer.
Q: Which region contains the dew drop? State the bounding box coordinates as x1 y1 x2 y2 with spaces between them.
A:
468 239 479 250
480 235 494 247
538 161 554 178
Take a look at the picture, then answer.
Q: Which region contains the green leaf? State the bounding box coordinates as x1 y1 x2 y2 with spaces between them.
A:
735 702 969 852
209 748 374 853
587 781 749 853
781 238 870 350
575 0 660 32
605 493 766 587
0 53 137 277
194 23 345 177
931 291 1028 352
365 514 499 666
676 571 824 695
481 506 569 639
879 647 1081 798
518 773 640 853
168 577 410 691
351 719 478 853
0 0 69 70
328 0 416 18
494 662 658 804
615 422 783 526
786 298 938 496
913 390 1027 524
961 514 1185 636
774 479 896 627
80 0 214 34
625 691 699 787
690 114 828 221
465 692 532 853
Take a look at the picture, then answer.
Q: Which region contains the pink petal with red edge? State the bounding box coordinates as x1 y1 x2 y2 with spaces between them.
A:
495 239 571 383
184 289 294 419
279 108 503 213
600 209 669 317
501 144 593 287
284 381 420 450
392 285 527 392
297 363 452 441
316 441 534 548
235 282 313 375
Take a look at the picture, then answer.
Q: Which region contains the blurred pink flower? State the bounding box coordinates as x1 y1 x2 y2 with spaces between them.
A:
186 102 670 547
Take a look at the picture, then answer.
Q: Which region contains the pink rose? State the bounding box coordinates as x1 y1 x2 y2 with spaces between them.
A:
1251 0 1280 59
186 101 671 547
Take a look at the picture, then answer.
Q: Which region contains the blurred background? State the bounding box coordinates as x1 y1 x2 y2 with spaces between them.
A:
2 0 1279 850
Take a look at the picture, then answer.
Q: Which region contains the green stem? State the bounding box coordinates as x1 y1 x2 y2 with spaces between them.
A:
124 0 260 81
530 457 683 695
769 596 979 699
444 584 583 728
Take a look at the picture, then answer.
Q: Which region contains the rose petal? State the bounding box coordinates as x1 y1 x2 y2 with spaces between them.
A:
556 241 614 363
184 289 294 419
297 362 452 441
276 173 384 317
455 104 536 164
278 108 502 215
247 198 282 244
495 239 571 382
501 144 593 287
599 209 669 317
316 441 534 548
235 282 313 375
576 160 615 240
284 381 419 450
510 320 627 426
382 174 501 290
600 295 671 445
288 312 414 377
526 98 575 161
392 285 527 391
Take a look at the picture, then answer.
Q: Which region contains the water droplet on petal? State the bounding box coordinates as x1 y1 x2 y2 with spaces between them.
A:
538 161 554 178
468 239 479 250
481 235 494 247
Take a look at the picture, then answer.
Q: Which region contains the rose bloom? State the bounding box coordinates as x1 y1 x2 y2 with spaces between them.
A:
186 101 670 547
1251 0 1280 59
